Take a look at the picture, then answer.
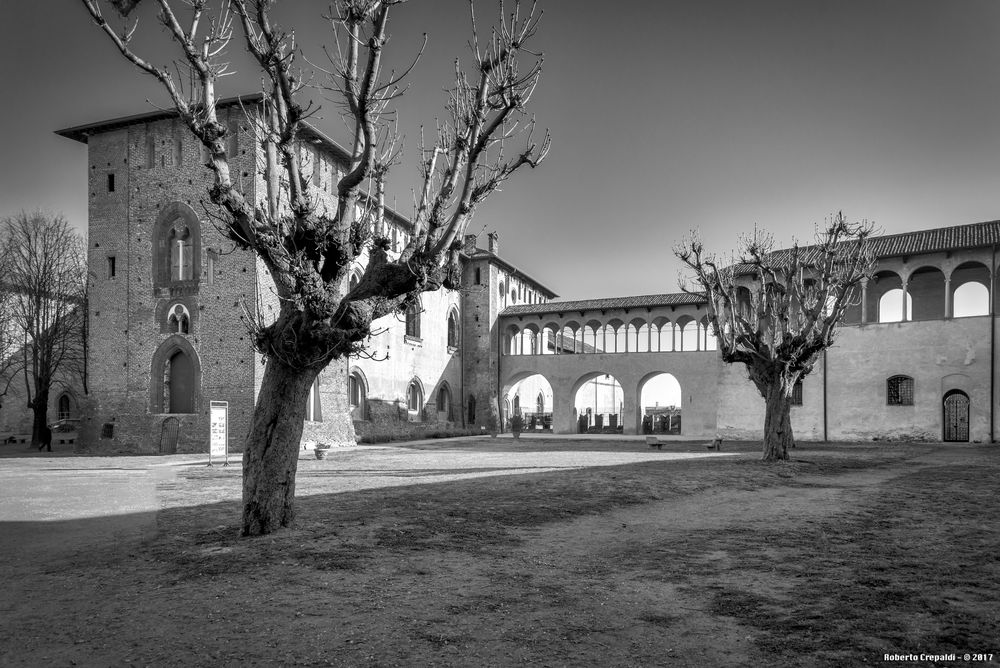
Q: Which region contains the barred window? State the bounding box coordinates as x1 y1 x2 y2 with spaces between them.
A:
405 303 421 339
887 375 914 406
791 381 803 406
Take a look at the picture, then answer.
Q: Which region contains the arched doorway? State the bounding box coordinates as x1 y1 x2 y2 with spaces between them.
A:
166 351 195 413
574 373 624 433
639 373 682 434
505 374 554 431
943 390 970 442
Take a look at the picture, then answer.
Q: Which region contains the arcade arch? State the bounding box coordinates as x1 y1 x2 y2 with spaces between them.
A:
504 373 554 431
638 372 682 434
574 372 624 432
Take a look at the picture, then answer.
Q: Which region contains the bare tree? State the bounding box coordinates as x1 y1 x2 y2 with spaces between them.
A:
675 214 875 461
80 0 549 535
0 213 88 447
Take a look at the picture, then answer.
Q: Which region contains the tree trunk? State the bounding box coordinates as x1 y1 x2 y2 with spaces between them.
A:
30 389 49 449
241 361 319 536
762 383 793 461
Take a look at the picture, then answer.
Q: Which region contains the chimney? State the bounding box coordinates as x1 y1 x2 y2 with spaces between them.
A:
488 231 499 255
463 234 477 255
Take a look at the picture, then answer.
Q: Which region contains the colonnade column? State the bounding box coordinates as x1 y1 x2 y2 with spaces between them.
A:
860 278 868 324
552 389 576 434
944 277 952 319
622 384 639 435
901 279 910 321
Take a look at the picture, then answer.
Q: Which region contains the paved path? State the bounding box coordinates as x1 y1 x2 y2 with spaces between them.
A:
0 452 207 567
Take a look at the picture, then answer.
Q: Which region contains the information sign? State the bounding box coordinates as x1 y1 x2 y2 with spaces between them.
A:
209 400 229 466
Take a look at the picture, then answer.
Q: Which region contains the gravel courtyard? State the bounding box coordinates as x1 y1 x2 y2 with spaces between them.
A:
1 437 997 667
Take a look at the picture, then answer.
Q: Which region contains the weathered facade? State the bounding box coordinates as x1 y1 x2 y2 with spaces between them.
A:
6 101 991 450
499 223 1000 443
45 100 555 453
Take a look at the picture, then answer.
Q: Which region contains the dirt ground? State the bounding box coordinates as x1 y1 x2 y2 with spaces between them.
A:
1 438 997 667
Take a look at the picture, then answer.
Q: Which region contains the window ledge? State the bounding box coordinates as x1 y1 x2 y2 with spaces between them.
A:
447 345 459 354
404 335 423 346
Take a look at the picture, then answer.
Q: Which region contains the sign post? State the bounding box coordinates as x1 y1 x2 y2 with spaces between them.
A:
209 400 229 467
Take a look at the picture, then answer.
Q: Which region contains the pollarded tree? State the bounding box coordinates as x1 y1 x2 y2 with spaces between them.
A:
80 0 549 535
675 214 875 461
0 212 88 447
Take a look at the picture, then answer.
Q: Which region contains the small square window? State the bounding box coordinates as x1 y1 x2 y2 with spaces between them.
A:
887 375 914 406
107 173 115 192
107 256 116 279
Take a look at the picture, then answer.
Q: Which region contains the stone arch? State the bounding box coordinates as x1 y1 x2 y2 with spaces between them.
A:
603 319 625 353
502 371 555 431
435 381 453 421
541 321 561 354
674 315 697 351
651 316 672 351
447 307 460 348
560 320 582 354
150 335 201 414
950 261 991 317
582 319 603 353
628 317 648 352
868 270 904 322
906 265 946 321
572 371 624 432
55 390 76 420
406 377 425 419
519 322 540 355
348 366 368 421
637 371 683 434
166 303 192 334
153 201 201 289
504 323 521 355
699 316 717 351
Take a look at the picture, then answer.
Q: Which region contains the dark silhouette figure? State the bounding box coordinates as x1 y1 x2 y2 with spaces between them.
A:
37 425 52 452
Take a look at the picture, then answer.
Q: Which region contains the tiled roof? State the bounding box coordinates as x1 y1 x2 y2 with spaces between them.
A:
502 292 705 317
868 219 1000 257
503 219 1000 317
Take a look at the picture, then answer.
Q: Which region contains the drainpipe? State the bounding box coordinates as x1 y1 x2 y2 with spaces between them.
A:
991 245 996 443
496 314 503 433
822 349 828 442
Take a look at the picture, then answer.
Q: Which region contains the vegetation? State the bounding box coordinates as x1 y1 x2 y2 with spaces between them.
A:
81 0 549 534
0 212 87 447
675 214 875 460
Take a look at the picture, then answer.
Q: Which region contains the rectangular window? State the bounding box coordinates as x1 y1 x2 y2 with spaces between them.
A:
475 267 481 285
791 381 803 406
107 173 115 192
887 376 914 406
312 147 322 187
101 423 115 439
107 256 116 279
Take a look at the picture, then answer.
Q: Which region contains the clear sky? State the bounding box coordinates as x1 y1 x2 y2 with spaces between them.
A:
2 1 1000 301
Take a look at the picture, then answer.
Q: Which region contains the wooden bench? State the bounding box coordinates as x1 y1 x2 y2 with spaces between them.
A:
646 435 665 450
707 437 723 451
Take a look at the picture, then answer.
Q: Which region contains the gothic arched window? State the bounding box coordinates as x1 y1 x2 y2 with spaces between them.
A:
167 304 191 334
154 202 201 290
447 310 459 348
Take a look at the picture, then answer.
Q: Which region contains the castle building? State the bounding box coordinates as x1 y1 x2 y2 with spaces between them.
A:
44 98 555 452
1 100 994 448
